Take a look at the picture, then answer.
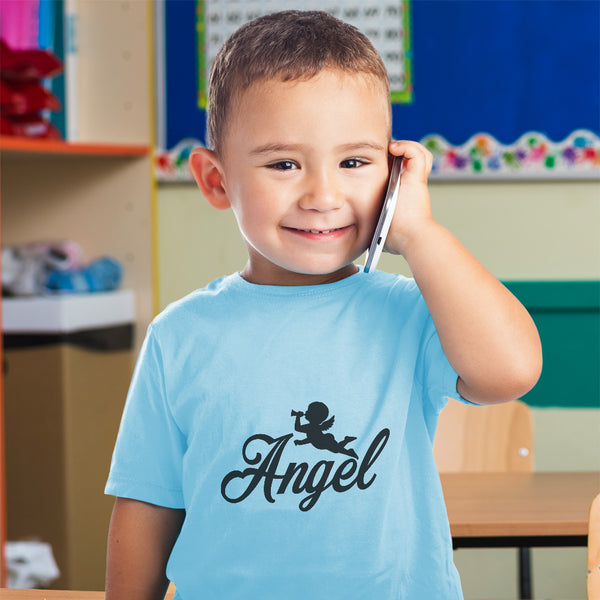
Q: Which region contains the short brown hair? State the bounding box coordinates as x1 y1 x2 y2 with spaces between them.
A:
207 10 390 156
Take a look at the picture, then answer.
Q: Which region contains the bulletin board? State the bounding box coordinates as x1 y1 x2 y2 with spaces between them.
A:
156 0 600 180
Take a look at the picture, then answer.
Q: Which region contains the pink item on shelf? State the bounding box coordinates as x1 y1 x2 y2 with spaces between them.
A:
0 0 40 50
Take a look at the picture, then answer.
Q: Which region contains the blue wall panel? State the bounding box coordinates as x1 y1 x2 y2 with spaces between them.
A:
163 0 600 149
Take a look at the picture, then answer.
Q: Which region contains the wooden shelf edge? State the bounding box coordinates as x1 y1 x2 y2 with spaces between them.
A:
0 136 150 157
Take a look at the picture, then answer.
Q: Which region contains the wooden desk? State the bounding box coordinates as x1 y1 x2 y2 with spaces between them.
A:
442 471 600 548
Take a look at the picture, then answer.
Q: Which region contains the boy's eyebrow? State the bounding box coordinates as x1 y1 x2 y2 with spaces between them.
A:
249 141 387 156
249 143 304 156
336 141 387 153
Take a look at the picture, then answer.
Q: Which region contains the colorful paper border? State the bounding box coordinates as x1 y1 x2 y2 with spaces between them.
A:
424 129 600 180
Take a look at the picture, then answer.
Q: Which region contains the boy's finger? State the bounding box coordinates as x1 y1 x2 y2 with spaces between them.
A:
389 140 432 178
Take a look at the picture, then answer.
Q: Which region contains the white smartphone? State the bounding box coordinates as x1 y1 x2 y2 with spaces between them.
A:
364 156 404 273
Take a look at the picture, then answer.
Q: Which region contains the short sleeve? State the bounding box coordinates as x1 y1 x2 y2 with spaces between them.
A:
417 317 476 415
105 324 186 508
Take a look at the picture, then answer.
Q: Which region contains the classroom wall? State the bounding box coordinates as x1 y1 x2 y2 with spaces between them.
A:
156 178 599 599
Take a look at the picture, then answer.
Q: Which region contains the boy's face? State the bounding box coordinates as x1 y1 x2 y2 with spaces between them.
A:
217 69 391 286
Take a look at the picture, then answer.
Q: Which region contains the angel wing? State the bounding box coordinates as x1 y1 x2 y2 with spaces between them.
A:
321 415 335 431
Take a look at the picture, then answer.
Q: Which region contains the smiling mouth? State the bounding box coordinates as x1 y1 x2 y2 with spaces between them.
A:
284 226 350 234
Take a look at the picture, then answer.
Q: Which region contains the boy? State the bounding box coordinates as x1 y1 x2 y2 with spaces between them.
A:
105 11 542 600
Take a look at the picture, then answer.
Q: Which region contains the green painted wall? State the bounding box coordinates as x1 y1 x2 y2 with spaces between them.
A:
506 281 600 408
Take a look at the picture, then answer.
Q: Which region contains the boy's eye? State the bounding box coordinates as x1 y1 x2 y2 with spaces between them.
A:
268 160 298 171
340 158 366 169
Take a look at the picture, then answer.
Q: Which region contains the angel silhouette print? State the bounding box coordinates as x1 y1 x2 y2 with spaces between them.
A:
291 402 358 459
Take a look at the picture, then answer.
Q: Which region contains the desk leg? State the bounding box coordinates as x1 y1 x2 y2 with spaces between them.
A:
519 547 532 600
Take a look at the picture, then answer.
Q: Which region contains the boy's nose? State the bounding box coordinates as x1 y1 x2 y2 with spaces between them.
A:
298 170 343 212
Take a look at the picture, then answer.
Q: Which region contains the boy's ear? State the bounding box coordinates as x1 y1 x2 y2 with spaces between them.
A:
189 148 230 210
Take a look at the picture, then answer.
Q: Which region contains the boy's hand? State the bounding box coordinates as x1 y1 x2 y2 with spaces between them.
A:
383 140 435 257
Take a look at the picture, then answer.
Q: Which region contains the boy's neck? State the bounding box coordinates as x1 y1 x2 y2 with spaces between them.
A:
239 262 360 286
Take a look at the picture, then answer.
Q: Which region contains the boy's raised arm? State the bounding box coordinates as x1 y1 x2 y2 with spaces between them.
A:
106 497 185 600
386 141 543 405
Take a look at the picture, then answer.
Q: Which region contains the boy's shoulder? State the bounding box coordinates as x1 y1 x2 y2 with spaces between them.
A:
151 273 237 329
364 269 418 294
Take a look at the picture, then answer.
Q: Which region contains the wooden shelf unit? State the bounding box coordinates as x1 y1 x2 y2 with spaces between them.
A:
0 0 155 589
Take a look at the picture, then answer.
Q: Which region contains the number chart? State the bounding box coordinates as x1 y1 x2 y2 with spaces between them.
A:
197 1 412 108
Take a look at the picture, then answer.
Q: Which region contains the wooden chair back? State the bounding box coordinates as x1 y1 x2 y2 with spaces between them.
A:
434 399 534 473
589 493 600 600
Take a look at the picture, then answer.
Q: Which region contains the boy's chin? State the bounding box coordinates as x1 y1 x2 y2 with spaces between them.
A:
288 251 366 275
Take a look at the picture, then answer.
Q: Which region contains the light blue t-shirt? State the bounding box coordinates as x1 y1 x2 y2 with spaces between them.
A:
106 269 465 599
